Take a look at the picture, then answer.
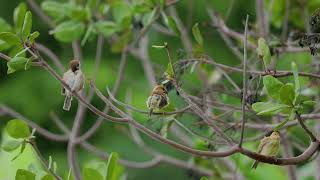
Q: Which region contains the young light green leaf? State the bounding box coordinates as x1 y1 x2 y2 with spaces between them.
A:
68 6 89 21
162 13 180 36
51 21 85 43
2 140 22 152
11 141 26 161
263 75 284 101
279 83 295 105
192 23 203 46
41 1 69 21
94 21 117 38
152 45 166 49
29 31 40 44
41 174 55 180
256 37 271 67
83 168 103 180
200 177 209 180
7 57 32 74
166 62 174 79
291 62 300 103
6 119 31 139
15 169 36 180
14 3 27 32
252 102 290 116
22 11 32 40
0 32 21 46
106 152 119 180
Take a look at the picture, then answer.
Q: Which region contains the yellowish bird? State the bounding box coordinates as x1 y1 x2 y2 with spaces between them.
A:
252 131 280 169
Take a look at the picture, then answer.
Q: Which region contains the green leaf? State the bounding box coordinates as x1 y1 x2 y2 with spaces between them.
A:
252 102 290 116
22 11 32 41
94 21 117 38
6 119 31 139
2 140 22 152
273 110 295 131
111 30 132 53
81 24 94 46
200 177 209 180
68 6 89 21
41 1 69 21
279 83 295 105
86 0 97 11
15 169 35 180
111 2 132 23
142 8 156 26
83 168 103 180
41 174 55 180
14 3 27 32
0 32 21 46
256 37 271 67
166 62 174 79
0 18 13 33
162 13 180 36
192 23 203 46
263 75 284 101
7 57 32 74
291 62 300 103
51 21 85 43
106 152 119 180
29 31 40 44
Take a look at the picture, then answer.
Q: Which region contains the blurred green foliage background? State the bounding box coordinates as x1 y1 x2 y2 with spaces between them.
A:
0 0 319 179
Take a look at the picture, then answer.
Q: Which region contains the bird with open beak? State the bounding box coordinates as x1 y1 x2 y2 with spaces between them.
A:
146 85 169 116
61 60 84 111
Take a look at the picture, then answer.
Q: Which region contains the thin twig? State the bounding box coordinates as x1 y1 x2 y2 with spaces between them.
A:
239 15 249 147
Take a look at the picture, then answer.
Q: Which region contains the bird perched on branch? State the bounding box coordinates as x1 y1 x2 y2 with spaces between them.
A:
252 131 280 169
62 60 84 111
146 85 169 116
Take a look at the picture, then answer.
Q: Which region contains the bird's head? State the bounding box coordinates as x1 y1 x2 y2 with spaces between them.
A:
270 131 280 140
70 60 81 72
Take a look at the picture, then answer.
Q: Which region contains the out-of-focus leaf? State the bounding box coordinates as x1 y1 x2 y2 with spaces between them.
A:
41 174 55 180
7 57 32 74
81 24 94 46
111 2 132 23
166 62 174 79
200 177 209 180
83 168 103 180
279 83 295 105
14 3 27 32
162 13 180 36
51 21 85 43
12 141 26 161
160 119 174 138
9 45 25 58
68 6 89 21
2 140 22 152
6 119 31 138
111 30 132 53
142 8 156 26
192 23 203 46
263 75 284 101
133 3 152 14
0 32 21 46
22 11 32 41
106 152 119 180
41 1 69 21
86 0 97 11
15 169 36 180
0 18 12 33
95 21 117 38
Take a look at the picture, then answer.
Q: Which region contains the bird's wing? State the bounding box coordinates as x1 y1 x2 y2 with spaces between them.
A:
72 71 84 91
257 136 269 154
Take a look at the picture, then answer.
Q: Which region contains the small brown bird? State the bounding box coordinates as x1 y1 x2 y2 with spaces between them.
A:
62 60 84 111
252 131 280 169
146 85 169 116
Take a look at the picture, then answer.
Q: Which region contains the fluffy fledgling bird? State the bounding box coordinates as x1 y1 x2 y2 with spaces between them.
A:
146 85 169 116
252 131 280 169
62 60 84 111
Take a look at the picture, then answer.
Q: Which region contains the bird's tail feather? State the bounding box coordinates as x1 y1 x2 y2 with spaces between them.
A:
63 96 72 111
251 160 259 169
